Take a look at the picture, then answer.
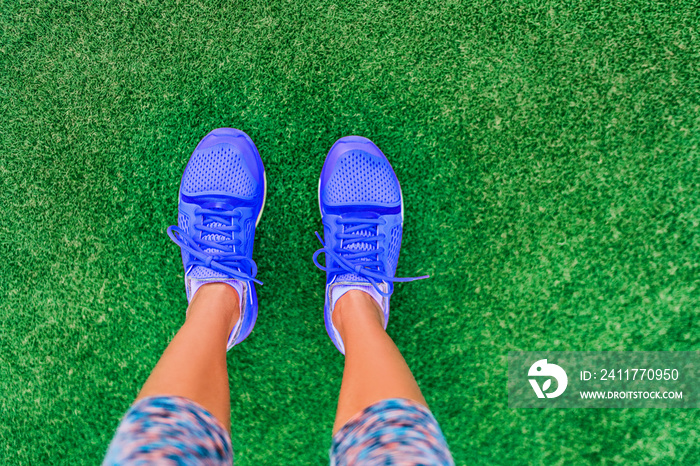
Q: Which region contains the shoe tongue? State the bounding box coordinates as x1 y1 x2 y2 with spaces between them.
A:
330 283 385 315
336 272 368 283
337 220 379 282
202 221 232 253
191 218 236 280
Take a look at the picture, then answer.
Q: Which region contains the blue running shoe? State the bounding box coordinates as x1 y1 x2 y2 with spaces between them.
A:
167 128 266 350
313 136 428 353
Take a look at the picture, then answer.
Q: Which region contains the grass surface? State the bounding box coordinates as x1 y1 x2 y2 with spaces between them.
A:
1 0 699 464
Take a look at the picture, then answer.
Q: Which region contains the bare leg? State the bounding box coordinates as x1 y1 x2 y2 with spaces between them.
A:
136 283 239 429
332 290 427 433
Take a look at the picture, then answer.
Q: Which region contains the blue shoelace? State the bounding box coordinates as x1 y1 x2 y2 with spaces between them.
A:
313 217 428 297
167 207 262 285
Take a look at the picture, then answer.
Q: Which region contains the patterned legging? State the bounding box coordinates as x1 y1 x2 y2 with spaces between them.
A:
104 396 453 465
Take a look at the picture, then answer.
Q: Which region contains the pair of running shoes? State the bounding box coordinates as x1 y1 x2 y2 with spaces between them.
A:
167 128 427 354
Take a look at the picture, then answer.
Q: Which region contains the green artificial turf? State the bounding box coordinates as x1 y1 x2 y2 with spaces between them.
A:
1 0 698 464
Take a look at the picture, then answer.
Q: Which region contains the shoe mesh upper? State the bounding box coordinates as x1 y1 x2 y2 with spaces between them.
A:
182 145 256 197
324 151 401 205
178 213 189 234
387 226 402 269
245 219 253 245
